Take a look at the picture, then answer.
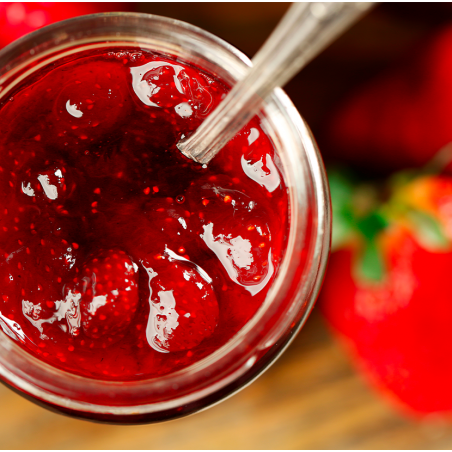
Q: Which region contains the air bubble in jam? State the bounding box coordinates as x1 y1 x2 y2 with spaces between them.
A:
0 47 289 381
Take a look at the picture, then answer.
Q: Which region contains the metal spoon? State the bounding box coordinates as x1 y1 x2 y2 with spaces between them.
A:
177 2 374 165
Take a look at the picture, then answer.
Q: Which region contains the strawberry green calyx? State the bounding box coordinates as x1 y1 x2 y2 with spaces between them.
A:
328 168 389 283
354 212 389 282
328 168 356 250
328 167 452 284
404 208 449 249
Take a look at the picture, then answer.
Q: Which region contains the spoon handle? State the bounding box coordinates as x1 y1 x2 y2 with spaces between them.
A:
178 2 374 165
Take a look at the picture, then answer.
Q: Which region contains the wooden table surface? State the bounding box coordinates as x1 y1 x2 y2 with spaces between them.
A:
1 308 452 450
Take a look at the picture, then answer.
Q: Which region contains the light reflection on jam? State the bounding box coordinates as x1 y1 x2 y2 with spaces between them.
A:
0 48 289 380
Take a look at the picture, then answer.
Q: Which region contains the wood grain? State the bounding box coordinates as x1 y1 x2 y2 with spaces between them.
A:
1 309 452 450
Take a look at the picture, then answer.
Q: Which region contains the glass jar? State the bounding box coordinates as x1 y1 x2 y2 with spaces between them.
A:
0 13 330 423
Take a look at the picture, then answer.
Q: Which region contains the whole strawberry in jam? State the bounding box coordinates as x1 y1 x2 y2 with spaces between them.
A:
52 59 131 149
142 252 219 353
321 168 452 415
129 55 221 123
80 249 139 341
187 175 274 295
1 237 82 341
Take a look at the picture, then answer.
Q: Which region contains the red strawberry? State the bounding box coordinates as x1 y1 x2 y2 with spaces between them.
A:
52 59 130 149
326 26 452 173
142 252 219 353
186 177 276 295
80 249 139 341
129 56 220 121
1 240 82 340
321 168 452 415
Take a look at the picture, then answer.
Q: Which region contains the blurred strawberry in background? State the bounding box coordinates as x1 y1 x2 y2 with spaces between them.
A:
317 11 452 417
325 25 452 175
0 2 133 49
322 165 452 416
321 158 452 415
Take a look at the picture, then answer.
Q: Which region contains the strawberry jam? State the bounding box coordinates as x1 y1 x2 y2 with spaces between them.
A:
0 48 289 380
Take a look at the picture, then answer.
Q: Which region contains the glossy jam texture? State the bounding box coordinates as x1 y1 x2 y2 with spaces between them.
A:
0 48 289 380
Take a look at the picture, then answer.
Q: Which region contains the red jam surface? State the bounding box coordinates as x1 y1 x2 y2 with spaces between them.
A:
0 48 289 380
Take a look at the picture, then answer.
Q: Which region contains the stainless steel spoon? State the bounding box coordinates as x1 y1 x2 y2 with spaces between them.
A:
177 2 374 165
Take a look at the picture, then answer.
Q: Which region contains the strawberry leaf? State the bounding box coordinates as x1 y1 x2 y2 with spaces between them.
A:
356 211 389 241
328 167 389 282
407 209 450 250
354 211 388 283
356 239 386 282
328 168 357 250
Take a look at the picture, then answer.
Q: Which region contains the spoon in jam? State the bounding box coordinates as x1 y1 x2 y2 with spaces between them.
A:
178 2 374 165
